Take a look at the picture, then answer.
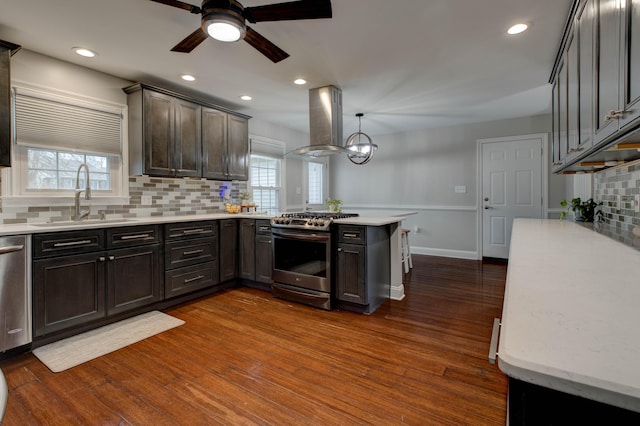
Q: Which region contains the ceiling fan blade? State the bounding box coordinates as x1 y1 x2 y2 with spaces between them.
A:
149 0 202 14
244 27 289 63
244 0 332 23
171 28 209 52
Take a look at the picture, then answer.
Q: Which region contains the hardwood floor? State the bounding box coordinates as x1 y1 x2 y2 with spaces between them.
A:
0 255 508 425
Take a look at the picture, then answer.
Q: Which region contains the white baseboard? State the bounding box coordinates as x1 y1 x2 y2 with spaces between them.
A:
411 246 479 260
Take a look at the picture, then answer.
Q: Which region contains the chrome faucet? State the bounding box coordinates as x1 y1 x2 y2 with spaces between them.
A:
73 163 92 221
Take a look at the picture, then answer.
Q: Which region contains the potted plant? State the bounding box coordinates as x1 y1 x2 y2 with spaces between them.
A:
239 191 251 206
560 197 602 222
325 198 343 213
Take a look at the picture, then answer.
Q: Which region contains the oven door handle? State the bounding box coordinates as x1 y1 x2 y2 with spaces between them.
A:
272 229 330 242
273 284 328 300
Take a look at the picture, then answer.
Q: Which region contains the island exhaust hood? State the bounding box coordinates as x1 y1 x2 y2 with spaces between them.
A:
287 85 349 158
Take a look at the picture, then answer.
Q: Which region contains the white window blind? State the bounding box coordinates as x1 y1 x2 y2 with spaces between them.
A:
250 154 281 215
308 162 323 205
13 88 122 156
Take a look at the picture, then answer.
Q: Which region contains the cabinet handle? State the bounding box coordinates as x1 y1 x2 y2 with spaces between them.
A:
99 256 106 262
337 248 342 252
184 275 205 283
258 226 270 232
53 240 92 247
343 233 358 238
183 228 206 234
183 249 204 256
568 147 584 153
604 109 626 121
119 233 150 240
108 255 115 261
553 161 563 166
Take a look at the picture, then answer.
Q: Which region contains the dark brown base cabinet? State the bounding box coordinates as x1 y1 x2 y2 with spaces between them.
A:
239 219 272 290
164 221 219 298
219 219 238 282
33 252 106 337
32 225 163 338
336 225 390 314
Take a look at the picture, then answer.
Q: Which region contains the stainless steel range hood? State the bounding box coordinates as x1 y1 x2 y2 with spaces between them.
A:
287 85 348 157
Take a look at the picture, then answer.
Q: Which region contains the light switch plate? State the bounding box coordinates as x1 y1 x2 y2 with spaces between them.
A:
454 185 467 194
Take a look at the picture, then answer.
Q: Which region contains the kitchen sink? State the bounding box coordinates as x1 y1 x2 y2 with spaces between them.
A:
31 219 139 227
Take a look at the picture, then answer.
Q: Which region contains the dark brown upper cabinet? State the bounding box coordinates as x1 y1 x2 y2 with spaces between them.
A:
125 83 249 180
0 40 21 168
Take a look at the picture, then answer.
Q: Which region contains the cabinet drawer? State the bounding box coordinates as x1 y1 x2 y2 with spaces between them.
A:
33 230 105 258
107 225 161 248
256 219 271 235
165 237 217 269
337 225 366 245
165 221 217 240
165 261 219 298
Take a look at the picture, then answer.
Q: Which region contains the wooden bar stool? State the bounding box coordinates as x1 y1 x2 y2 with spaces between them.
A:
401 228 413 273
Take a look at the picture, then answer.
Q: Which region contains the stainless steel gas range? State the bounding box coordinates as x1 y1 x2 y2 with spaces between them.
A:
270 212 358 310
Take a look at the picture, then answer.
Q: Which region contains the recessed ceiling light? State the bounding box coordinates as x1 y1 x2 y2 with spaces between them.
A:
507 23 529 35
72 47 97 58
181 74 196 81
240 95 252 101
294 78 307 85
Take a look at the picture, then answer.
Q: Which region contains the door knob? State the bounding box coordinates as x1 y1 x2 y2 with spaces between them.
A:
484 197 489 201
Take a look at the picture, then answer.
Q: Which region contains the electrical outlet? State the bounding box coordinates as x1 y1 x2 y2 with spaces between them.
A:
141 195 152 206
454 185 467 194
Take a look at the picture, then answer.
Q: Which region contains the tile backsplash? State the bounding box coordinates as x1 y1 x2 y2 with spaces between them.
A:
594 159 640 245
0 176 247 224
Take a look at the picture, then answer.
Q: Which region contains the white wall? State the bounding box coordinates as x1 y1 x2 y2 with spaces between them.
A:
330 114 569 259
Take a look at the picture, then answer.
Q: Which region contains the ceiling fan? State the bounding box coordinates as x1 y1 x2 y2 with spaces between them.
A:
150 0 332 63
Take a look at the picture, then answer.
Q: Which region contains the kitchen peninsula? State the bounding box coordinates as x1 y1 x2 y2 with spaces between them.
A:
0 211 406 349
498 218 640 422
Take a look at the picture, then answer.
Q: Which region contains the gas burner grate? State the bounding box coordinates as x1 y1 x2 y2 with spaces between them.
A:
282 212 359 220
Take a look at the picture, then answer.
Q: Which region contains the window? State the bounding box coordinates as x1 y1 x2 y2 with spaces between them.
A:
250 154 281 215
308 162 324 205
26 148 111 191
2 85 128 205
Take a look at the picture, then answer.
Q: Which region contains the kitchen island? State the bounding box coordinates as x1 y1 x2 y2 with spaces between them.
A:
498 218 640 421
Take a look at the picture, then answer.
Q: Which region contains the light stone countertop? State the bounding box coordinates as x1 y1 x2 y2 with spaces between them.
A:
0 213 403 236
498 218 640 413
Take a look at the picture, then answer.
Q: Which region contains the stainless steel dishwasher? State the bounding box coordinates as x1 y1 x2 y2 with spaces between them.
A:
0 235 31 354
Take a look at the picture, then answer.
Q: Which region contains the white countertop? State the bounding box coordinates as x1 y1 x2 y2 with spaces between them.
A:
498 218 640 412
0 212 403 236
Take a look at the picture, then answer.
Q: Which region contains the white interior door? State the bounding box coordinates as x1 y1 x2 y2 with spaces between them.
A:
481 135 544 259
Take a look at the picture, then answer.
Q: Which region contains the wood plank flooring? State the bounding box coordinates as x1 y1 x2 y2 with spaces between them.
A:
0 255 508 425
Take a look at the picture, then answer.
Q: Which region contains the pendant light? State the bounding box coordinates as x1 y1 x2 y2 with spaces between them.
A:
345 113 377 165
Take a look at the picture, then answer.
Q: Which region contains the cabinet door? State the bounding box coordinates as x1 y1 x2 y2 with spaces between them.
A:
336 243 366 305
566 31 581 159
227 114 249 181
107 245 163 316
619 0 640 129
33 253 106 337
552 78 563 169
0 46 11 167
594 0 622 145
202 107 228 180
143 90 175 177
578 0 595 151
174 99 201 177
219 219 238 282
558 59 569 163
239 219 255 280
255 234 273 284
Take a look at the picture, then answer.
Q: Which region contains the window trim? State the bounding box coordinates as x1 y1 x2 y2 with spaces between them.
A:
2 83 130 207
249 135 285 213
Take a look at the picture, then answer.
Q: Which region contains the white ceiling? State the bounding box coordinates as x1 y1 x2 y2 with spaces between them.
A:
0 0 572 137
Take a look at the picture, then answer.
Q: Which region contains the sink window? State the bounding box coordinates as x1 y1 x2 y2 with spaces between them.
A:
250 154 281 215
26 148 111 191
2 85 128 206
